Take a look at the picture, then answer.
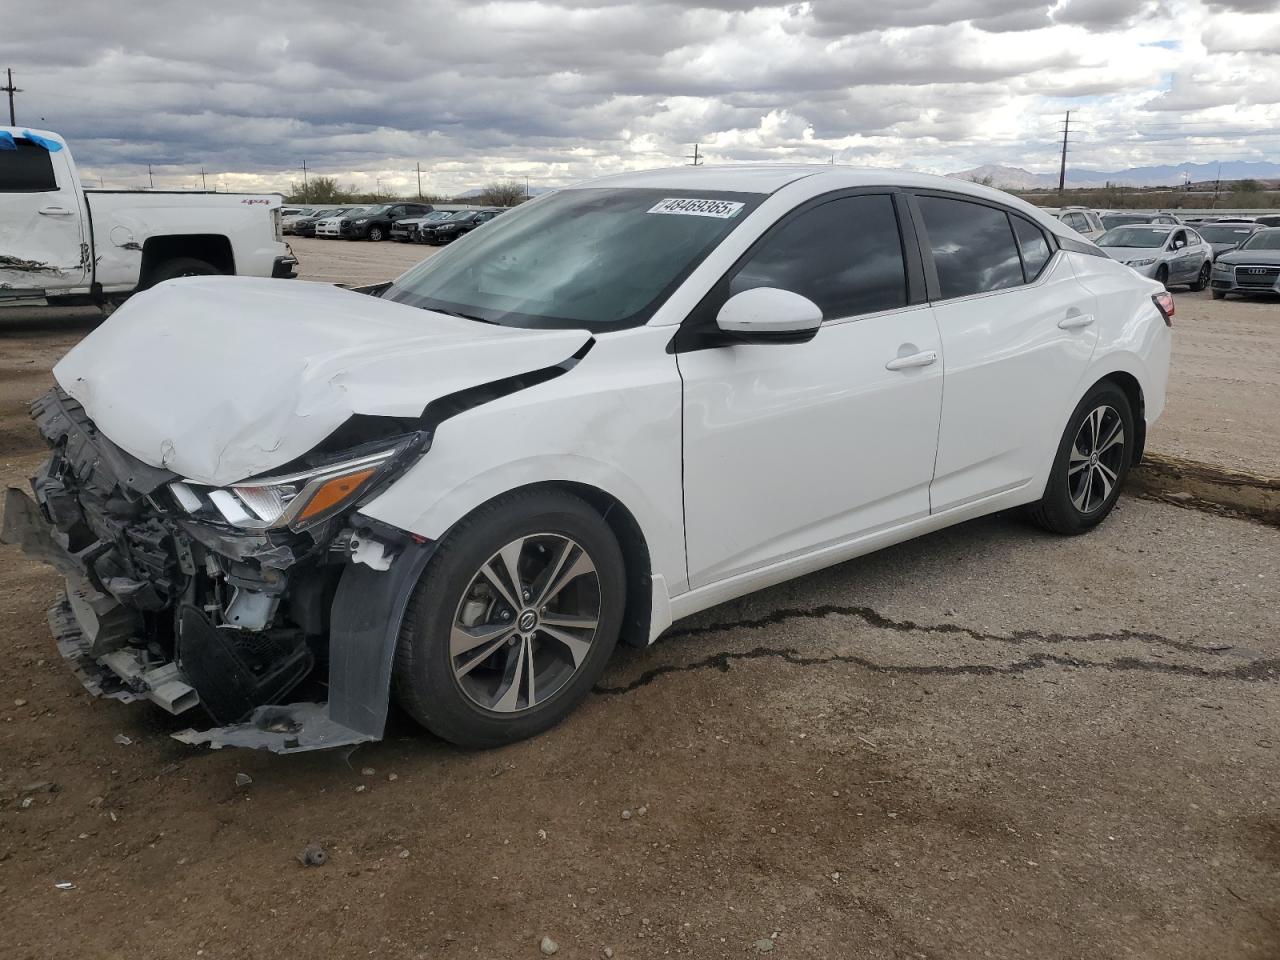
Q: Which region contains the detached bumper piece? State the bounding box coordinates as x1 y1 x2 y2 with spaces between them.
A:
1 387 430 754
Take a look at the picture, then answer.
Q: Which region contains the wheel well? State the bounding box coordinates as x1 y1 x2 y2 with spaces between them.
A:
139 234 235 283
458 481 654 649
1100 372 1146 464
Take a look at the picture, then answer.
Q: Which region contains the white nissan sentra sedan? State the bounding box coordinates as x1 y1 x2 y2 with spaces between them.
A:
2 166 1172 753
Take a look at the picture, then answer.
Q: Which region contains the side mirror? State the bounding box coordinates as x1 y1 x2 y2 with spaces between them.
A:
715 287 823 344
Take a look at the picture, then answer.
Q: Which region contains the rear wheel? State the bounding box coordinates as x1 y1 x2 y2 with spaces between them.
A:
393 489 626 748
1154 264 1169 289
1028 381 1134 536
142 257 221 289
1190 261 1210 292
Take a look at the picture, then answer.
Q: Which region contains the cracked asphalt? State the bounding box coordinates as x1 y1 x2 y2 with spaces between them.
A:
1 244 1278 959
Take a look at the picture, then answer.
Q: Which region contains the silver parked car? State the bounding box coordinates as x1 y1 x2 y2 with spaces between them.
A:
1210 227 1280 300
1096 224 1213 290
1197 222 1263 260
1054 206 1106 241
1099 211 1182 231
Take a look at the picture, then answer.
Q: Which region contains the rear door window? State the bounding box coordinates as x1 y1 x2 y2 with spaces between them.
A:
0 140 58 192
917 195 1024 300
729 193 907 320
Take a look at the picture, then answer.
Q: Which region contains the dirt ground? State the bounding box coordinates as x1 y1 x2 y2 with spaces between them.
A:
2 242 1278 960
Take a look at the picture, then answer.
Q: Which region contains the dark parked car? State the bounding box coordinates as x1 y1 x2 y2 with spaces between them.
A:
292 206 360 238
338 203 434 241
1253 215 1280 228
390 209 461 243
1198 222 1263 260
417 208 502 244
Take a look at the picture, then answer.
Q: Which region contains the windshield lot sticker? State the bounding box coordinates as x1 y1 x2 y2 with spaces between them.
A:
648 198 744 219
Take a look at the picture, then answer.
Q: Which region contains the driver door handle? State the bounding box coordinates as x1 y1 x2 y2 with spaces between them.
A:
885 350 938 371
38 205 74 217
1058 313 1095 330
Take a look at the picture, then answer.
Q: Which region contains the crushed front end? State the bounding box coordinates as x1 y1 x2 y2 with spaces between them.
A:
2 388 433 752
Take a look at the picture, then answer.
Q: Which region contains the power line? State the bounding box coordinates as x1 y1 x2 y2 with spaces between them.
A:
1057 110 1071 194
2 68 21 126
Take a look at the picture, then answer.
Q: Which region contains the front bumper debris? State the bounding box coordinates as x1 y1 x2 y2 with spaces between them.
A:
1 387 434 754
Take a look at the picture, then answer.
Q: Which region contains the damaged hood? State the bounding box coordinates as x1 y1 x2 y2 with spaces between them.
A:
54 277 591 486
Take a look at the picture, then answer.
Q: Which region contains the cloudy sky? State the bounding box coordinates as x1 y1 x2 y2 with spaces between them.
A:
3 0 1278 194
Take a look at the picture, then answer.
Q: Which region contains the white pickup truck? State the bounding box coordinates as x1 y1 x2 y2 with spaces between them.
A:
0 127 297 309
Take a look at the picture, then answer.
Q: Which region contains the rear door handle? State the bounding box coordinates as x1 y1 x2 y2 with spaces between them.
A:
885 350 938 371
38 205 74 217
1058 313 1095 330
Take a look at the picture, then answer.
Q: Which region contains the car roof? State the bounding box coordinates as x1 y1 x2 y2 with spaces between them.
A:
565 164 1041 199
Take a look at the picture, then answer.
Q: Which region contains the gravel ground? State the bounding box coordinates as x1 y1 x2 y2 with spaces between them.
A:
1 241 1277 960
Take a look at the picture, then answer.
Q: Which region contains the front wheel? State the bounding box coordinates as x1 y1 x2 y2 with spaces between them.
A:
392 489 626 748
1211 289 1227 300
367 225 385 241
1154 264 1169 289
1190 261 1210 292
1027 381 1134 535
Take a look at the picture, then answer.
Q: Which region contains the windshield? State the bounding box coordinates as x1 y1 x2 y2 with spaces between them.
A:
1241 230 1280 251
384 187 764 332
1098 225 1172 248
1101 214 1155 229
1199 225 1256 243
425 210 455 220
352 205 387 217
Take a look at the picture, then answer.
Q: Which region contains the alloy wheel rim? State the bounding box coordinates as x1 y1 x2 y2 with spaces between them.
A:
1068 404 1125 514
450 533 601 713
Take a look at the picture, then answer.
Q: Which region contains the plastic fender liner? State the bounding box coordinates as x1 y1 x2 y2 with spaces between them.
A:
325 538 436 736
173 539 436 753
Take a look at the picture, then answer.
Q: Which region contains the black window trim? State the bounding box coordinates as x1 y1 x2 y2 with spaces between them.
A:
904 188 1068 304
673 186 926 353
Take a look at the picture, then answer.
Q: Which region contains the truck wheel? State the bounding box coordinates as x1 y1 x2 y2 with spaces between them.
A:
143 257 221 288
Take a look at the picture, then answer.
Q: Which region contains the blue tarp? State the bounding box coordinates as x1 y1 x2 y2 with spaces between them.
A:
20 130 63 152
0 131 14 151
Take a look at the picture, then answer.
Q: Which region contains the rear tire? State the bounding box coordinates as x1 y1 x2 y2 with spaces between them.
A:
1211 289 1226 300
392 489 626 748
1154 265 1169 289
1190 261 1210 292
141 257 221 289
1027 381 1134 536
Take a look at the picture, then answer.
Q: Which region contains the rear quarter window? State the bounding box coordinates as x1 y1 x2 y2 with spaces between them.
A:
0 140 58 192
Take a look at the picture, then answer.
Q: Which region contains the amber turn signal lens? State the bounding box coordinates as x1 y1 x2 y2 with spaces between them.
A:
293 467 378 523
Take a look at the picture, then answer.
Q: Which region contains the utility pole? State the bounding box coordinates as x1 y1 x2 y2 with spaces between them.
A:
416 162 422 200
1057 110 1071 194
1212 162 1222 208
200 166 207 191
2 68 20 126
525 175 530 199
148 163 155 189
300 159 309 199
686 143 703 166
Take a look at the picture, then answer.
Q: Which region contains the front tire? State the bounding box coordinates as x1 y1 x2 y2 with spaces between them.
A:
1211 289 1227 300
1028 381 1134 535
367 225 385 241
1154 264 1169 289
392 489 626 748
1190 261 1210 292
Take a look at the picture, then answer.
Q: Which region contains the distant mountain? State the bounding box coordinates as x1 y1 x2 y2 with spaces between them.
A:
455 185 555 199
948 161 1280 190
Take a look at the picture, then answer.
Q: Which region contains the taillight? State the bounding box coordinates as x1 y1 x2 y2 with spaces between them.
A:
1152 291 1174 327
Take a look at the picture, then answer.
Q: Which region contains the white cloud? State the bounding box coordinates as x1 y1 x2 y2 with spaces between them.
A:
1 0 1277 193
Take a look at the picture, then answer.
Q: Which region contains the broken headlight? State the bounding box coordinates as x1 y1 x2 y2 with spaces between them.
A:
172 438 419 533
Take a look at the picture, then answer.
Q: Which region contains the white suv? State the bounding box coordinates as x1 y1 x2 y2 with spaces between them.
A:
1054 206 1106 241
4 166 1172 753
